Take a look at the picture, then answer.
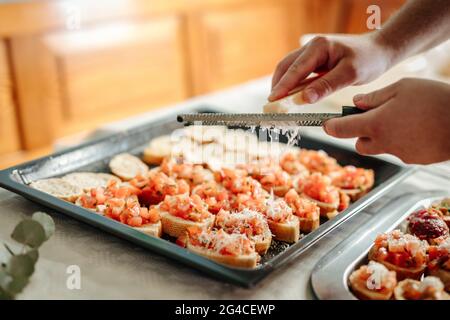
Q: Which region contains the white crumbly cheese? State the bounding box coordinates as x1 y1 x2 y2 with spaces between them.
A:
264 191 293 222
419 276 444 292
438 238 450 251
195 229 252 255
258 124 301 150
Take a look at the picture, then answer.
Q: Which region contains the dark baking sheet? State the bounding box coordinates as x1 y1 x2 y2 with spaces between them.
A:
0 105 412 287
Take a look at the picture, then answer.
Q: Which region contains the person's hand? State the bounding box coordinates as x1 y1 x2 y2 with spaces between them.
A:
323 78 450 164
269 33 394 103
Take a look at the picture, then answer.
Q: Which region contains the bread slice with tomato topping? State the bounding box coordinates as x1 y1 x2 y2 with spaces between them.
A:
427 238 450 291
159 194 214 238
330 166 374 201
349 261 397 300
285 189 320 233
301 173 340 219
215 209 272 255
263 196 300 243
394 277 449 300
177 227 259 268
368 230 428 280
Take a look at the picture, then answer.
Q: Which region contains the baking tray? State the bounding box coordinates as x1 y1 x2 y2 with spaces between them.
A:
311 191 449 299
0 105 412 287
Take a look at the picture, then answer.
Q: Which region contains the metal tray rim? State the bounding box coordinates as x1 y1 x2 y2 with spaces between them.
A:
311 190 450 299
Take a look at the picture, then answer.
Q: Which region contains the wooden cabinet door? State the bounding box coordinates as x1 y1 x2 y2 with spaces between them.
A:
11 16 188 150
0 40 21 156
188 2 293 94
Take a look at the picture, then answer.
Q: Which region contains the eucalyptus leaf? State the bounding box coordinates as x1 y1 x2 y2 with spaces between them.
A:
0 270 13 290
0 287 13 300
26 249 39 264
7 254 35 278
32 212 55 240
6 277 29 295
11 219 46 248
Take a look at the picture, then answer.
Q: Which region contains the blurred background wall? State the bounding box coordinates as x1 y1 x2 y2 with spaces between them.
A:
0 0 405 168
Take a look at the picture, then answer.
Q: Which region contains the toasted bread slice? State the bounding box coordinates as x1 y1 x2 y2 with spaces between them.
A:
214 210 272 255
30 178 82 202
267 216 300 243
368 246 426 280
265 185 290 197
186 242 258 268
133 221 163 238
109 153 148 180
143 135 174 165
298 216 320 233
350 281 394 300
393 278 450 300
428 268 450 291
393 279 419 300
302 194 338 219
62 172 121 191
160 212 214 238
254 228 272 255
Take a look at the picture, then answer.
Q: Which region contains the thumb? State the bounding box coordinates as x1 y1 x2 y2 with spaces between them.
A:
302 61 356 103
353 82 398 110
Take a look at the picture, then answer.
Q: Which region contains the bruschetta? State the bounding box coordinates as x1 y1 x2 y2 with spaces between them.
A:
407 208 449 244
258 167 293 197
263 196 300 243
177 227 259 268
130 170 190 206
76 181 161 237
368 230 428 280
30 178 82 203
349 261 397 300
432 198 450 228
302 173 340 219
191 181 231 214
215 209 272 254
394 276 449 300
158 194 214 238
279 150 309 176
427 238 450 291
298 149 341 175
109 153 148 181
285 189 320 233
160 157 214 186
330 166 374 201
215 167 268 199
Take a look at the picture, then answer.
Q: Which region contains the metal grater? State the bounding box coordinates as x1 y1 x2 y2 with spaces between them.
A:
177 106 364 127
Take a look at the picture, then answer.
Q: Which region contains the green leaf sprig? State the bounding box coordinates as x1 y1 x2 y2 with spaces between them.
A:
0 212 55 300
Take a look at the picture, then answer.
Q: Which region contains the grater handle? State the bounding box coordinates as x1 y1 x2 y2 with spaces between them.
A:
342 106 365 117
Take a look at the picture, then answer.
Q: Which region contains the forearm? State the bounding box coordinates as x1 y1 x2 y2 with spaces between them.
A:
373 0 450 66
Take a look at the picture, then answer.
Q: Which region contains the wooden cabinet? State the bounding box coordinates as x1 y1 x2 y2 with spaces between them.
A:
0 0 407 167
11 16 188 149
0 40 21 155
188 3 293 94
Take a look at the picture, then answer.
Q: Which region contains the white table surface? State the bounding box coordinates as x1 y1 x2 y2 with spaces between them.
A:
1 76 449 299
